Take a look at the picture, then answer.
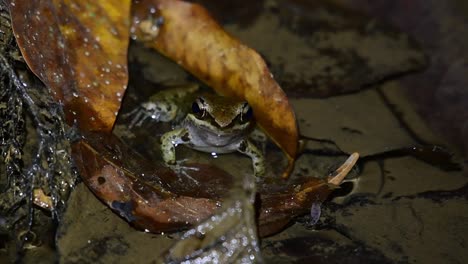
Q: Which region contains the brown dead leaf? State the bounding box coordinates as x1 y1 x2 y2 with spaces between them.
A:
258 153 359 237
71 132 224 233
131 0 299 177
9 0 130 132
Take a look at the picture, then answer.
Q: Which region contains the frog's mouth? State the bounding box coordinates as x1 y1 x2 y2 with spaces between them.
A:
186 114 253 135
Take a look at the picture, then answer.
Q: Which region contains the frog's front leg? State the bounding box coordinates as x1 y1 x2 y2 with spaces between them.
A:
237 140 265 177
126 100 178 128
160 128 190 164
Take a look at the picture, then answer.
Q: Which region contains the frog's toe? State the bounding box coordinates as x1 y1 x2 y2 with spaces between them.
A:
128 110 150 128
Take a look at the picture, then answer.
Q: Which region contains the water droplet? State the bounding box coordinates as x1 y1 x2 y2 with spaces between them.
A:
137 15 164 41
110 27 118 36
84 51 90 56
104 80 110 85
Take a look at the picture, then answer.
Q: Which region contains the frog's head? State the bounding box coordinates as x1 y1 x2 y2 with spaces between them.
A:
188 94 254 132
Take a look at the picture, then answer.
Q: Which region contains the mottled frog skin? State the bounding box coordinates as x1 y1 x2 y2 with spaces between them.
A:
128 85 265 176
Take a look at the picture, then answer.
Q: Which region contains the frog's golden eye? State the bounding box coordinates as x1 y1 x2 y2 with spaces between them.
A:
240 103 253 123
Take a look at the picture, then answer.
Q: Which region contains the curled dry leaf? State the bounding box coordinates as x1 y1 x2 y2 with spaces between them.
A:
9 0 131 132
131 0 299 177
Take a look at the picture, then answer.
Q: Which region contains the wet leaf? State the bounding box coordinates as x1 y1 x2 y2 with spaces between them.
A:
131 0 299 177
9 0 131 132
71 132 224 233
257 153 358 237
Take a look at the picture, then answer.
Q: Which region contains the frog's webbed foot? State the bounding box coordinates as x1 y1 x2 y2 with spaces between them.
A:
167 160 201 185
123 107 150 128
124 101 178 128
238 139 265 177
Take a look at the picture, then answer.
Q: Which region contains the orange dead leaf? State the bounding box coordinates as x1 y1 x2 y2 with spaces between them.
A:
9 0 131 132
132 0 299 177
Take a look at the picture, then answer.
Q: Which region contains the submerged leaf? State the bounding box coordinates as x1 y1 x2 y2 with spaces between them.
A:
71 132 225 233
9 0 131 132
131 0 299 177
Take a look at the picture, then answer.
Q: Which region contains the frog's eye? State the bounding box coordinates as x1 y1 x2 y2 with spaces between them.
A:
240 103 253 123
192 99 206 118
192 101 201 113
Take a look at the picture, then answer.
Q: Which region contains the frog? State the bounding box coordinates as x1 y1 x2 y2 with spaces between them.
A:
126 84 265 176
126 83 200 128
